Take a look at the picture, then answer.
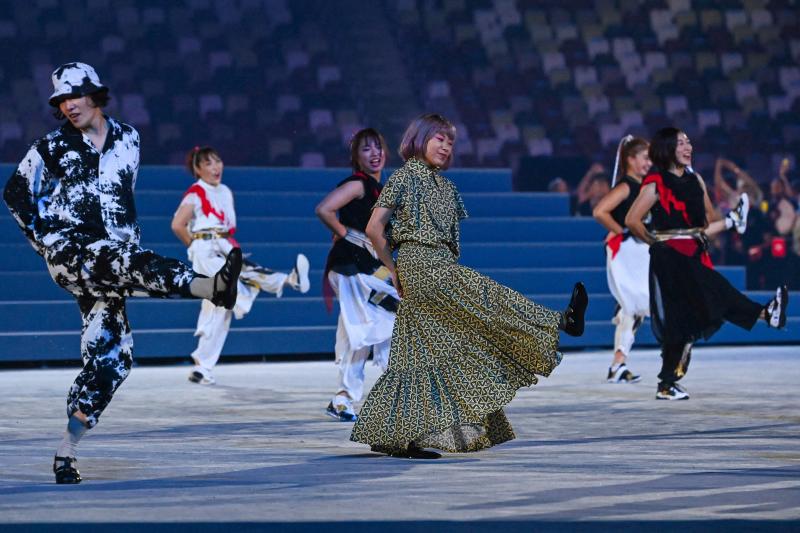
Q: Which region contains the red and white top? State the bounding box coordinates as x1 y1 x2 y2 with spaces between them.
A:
179 179 236 235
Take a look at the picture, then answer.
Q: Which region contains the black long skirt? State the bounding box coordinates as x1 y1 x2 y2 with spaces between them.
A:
649 241 762 345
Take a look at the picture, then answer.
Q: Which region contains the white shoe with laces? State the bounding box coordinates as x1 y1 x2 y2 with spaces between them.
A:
287 253 310 294
726 193 750 234
766 285 788 329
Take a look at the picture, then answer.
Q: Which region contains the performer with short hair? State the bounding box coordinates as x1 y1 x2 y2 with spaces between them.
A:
172 146 310 385
4 62 242 484
351 113 588 458
315 128 398 422
596 135 751 385
626 127 786 400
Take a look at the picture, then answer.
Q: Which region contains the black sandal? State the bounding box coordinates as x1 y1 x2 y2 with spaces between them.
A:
211 248 243 310
53 456 81 484
562 282 588 337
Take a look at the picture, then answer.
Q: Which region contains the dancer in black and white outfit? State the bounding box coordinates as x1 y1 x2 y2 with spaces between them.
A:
316 129 398 421
4 63 242 484
172 146 310 385
626 127 786 400
593 136 653 383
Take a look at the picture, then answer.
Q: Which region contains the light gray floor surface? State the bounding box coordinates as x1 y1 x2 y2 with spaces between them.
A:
1 346 799 530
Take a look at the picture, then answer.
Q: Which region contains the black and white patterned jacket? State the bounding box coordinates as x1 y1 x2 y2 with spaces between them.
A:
4 117 141 256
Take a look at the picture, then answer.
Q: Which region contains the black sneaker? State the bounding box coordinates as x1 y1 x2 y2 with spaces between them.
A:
53 456 81 484
562 282 588 337
606 364 641 383
211 248 242 310
656 382 689 400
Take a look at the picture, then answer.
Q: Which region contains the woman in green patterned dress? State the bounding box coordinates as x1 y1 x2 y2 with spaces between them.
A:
352 113 588 458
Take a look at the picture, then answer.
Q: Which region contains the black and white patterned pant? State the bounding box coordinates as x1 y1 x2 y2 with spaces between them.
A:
45 238 197 427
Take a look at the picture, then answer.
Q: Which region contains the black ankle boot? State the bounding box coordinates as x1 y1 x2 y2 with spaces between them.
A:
211 248 243 309
561 282 588 337
53 456 81 484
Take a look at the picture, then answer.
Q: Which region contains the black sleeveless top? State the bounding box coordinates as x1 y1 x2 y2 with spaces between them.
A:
609 175 642 228
326 173 384 276
336 173 383 232
642 169 707 231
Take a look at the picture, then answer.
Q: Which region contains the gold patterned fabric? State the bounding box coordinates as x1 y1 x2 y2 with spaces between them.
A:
351 159 563 454
376 157 468 258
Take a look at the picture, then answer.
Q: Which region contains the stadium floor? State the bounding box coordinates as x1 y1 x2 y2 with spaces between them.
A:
1 346 799 531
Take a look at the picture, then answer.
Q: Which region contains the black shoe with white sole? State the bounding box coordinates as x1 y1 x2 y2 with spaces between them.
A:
607 364 641 383
53 456 81 484
656 382 689 400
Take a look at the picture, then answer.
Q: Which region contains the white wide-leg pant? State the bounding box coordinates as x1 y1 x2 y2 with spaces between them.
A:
329 271 397 401
606 237 650 356
189 238 288 373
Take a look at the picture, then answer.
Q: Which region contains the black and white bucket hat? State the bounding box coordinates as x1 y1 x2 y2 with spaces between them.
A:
48 62 108 107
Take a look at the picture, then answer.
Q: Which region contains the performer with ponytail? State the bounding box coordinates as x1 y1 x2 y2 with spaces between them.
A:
172 146 310 385
626 127 786 400
315 129 398 422
593 136 652 383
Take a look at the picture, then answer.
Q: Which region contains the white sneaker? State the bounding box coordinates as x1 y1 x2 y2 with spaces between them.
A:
726 193 749 234
326 396 357 422
287 253 310 294
606 363 641 383
766 285 788 329
188 369 216 385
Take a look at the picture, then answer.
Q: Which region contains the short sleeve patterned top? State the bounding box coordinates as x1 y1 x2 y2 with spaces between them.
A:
375 157 468 257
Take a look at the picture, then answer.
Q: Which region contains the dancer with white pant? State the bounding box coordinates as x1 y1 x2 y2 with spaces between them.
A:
593 136 653 383
595 135 753 385
316 128 398 421
172 146 310 385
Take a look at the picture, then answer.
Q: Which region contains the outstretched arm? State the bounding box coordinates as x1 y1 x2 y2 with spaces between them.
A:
778 158 795 198
576 162 605 204
714 158 735 204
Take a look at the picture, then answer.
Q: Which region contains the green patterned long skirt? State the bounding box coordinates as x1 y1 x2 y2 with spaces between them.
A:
350 243 562 453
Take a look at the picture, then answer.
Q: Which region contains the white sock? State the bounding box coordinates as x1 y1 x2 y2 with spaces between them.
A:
56 415 88 459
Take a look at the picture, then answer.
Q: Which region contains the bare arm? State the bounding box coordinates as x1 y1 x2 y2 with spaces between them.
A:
366 206 402 297
592 182 629 238
778 158 795 198
722 158 764 203
625 183 657 245
315 180 364 239
576 162 604 204
714 158 734 203
171 203 194 247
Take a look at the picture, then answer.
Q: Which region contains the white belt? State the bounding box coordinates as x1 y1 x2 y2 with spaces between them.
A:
344 229 378 259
